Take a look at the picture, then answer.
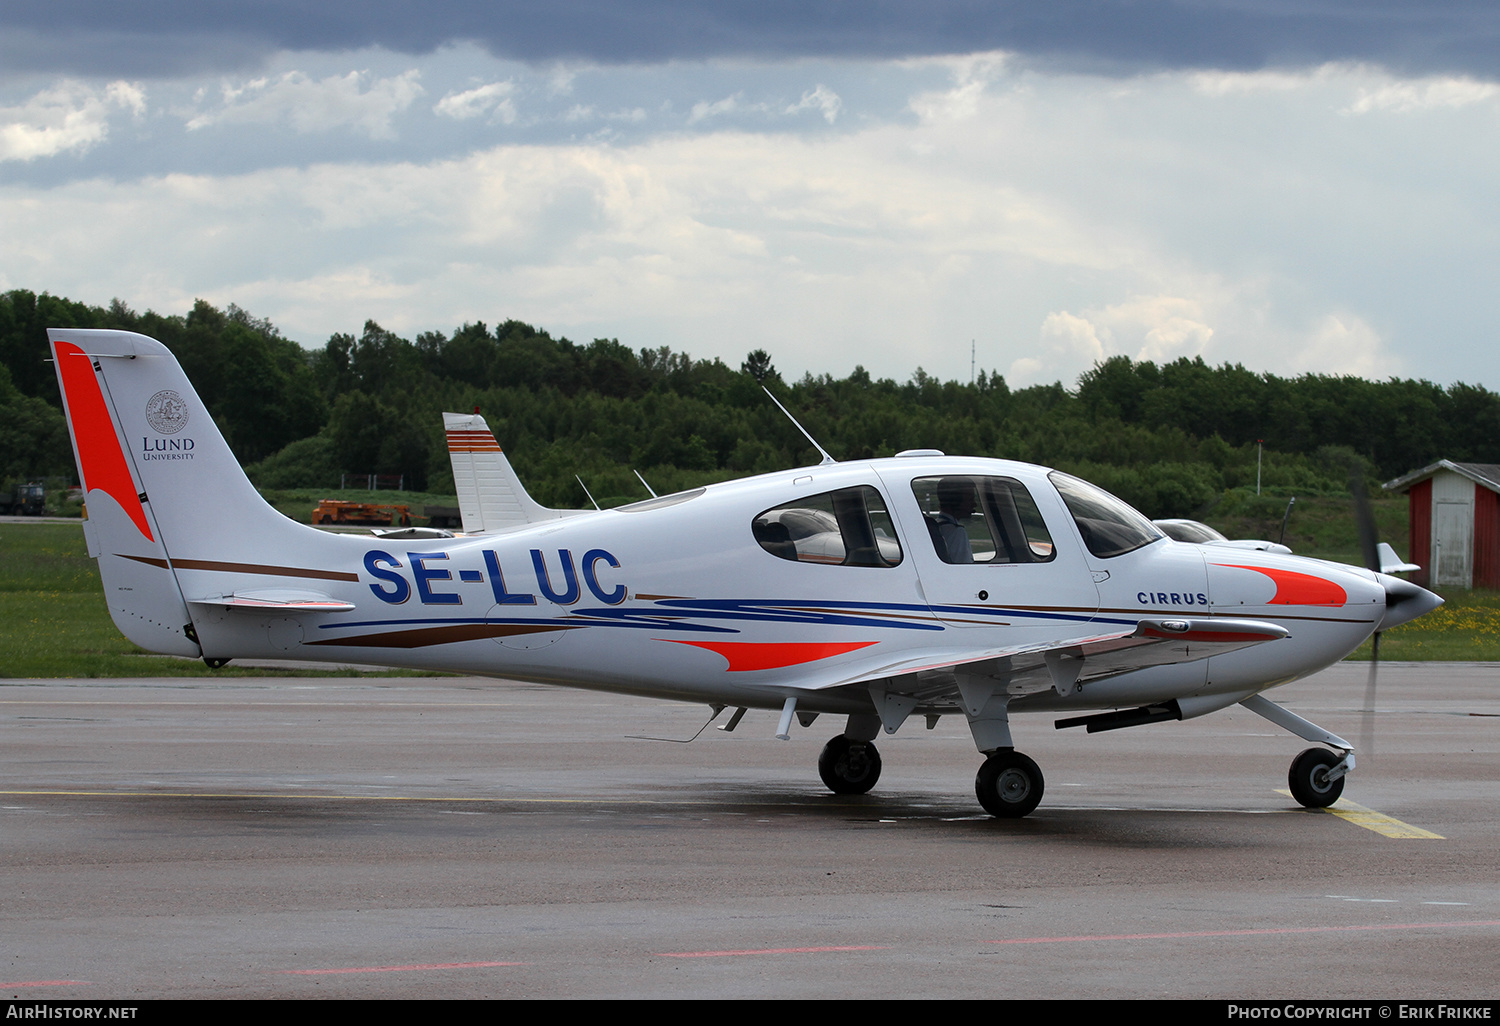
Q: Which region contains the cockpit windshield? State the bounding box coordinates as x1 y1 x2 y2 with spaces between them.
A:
1049 472 1162 559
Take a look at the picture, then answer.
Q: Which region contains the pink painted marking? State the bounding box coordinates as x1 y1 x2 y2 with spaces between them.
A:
280 960 525 975
656 945 889 958
987 920 1500 945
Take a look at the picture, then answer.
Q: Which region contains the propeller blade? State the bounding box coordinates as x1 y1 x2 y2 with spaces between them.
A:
1349 464 1380 573
1351 461 1381 761
1360 630 1380 761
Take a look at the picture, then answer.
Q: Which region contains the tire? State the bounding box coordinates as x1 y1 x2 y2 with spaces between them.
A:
975 751 1045 818
1289 747 1345 808
818 735 882 795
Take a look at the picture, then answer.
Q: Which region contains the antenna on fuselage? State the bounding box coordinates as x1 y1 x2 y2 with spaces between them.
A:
575 475 601 511
633 469 658 498
762 386 837 466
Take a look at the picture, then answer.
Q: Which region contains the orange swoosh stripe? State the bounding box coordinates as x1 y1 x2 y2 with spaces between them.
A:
54 341 153 542
663 639 878 672
1215 564 1347 607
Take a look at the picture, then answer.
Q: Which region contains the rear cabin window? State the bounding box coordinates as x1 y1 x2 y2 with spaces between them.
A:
911 476 1056 565
753 486 903 567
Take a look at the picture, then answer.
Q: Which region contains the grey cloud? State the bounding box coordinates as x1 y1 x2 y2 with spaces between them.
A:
6 1 1500 80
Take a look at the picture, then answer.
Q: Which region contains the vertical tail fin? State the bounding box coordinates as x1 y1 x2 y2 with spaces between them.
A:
50 328 360 658
442 411 585 532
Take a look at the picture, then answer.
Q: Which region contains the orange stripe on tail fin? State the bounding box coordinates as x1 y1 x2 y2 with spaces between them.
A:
53 341 153 542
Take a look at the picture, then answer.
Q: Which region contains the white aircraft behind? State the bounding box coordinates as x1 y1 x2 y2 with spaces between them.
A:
1152 518 1294 555
50 329 1442 818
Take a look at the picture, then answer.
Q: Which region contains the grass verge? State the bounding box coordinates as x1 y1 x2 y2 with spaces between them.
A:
0 522 434 678
1345 588 1500 661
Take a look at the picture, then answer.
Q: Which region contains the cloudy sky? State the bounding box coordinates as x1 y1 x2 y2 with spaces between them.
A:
3 2 1499 389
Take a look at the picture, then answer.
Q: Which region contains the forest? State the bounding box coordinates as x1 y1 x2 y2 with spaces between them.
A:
4 288 1498 519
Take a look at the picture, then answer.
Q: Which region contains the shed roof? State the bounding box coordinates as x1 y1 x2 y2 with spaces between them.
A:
1383 460 1500 494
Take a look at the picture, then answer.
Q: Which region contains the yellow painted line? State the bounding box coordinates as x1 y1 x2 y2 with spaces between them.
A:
1277 790 1444 838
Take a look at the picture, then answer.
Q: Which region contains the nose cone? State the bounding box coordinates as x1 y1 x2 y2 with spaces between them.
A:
1377 574 1444 631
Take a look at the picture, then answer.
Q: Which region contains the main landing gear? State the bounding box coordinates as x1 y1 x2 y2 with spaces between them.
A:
811 696 1351 816
975 750 1045 818
818 735 882 794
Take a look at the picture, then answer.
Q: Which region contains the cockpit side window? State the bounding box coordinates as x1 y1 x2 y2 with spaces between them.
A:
910 476 1056 565
1049 471 1163 558
753 486 903 567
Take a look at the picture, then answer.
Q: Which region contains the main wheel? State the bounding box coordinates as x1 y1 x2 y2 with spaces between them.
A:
975 751 1044 818
1289 747 1345 808
818 735 882 795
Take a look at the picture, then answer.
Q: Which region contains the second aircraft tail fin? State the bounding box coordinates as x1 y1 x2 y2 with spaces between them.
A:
443 411 585 532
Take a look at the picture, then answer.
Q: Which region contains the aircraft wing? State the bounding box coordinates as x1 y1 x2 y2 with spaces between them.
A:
787 617 1289 700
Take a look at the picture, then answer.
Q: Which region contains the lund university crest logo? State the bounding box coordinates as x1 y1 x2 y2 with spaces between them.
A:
144 390 189 435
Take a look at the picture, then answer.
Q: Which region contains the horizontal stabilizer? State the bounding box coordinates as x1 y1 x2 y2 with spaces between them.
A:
1376 542 1419 574
187 589 357 612
370 526 455 540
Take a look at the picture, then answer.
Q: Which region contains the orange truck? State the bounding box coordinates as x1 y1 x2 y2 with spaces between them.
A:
311 500 412 526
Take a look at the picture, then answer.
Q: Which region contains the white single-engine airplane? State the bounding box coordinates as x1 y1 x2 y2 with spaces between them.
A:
50 329 1443 818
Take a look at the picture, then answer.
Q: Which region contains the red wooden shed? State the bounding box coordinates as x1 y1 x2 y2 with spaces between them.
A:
1383 460 1500 589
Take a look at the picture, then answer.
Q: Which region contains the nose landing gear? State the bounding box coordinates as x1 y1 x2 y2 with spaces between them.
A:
1288 747 1347 808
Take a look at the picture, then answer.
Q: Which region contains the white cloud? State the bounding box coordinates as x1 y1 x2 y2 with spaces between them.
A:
434 81 518 124
690 85 840 126
1188 66 1333 96
547 66 580 97
1187 62 1500 115
1344 75 1500 114
908 79 987 125
1036 310 1107 366
688 93 745 124
907 52 1008 125
2 51 1494 389
104 81 147 118
785 84 842 123
1018 296 1215 385
1290 313 1402 377
0 79 145 161
186 69 423 138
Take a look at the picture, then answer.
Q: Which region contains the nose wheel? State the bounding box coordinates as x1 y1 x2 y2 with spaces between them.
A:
1288 747 1346 808
975 750 1044 818
818 735 882 794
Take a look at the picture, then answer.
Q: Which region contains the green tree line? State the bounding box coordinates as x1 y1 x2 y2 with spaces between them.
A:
4 288 1498 517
